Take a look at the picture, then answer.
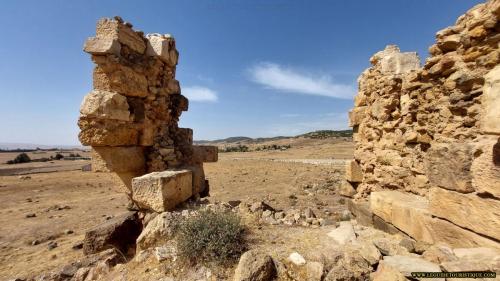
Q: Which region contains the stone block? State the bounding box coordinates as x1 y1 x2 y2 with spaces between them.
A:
377 256 443 281
184 164 207 195
83 211 142 255
146 34 178 66
428 187 500 241
79 90 130 121
93 65 148 98
345 160 363 182
482 64 500 135
425 143 474 193
132 170 192 212
471 136 500 197
371 45 420 74
91 147 145 173
78 119 139 146
83 37 121 55
347 199 373 226
371 191 434 243
192 145 218 163
96 18 146 54
348 106 367 127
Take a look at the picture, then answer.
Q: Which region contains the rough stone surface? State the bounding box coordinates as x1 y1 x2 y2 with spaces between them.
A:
327 221 356 245
346 0 500 249
233 250 276 281
136 211 180 251
379 255 443 281
345 160 363 182
83 211 142 255
132 170 192 212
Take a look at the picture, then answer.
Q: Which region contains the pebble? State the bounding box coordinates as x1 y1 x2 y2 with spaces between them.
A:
25 213 36 218
47 241 58 250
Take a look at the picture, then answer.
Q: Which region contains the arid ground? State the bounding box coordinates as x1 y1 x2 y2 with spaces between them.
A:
0 138 353 279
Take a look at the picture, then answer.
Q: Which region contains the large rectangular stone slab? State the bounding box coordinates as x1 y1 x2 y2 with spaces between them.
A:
96 18 146 54
471 136 500 198
371 191 434 244
91 147 145 173
428 187 500 241
192 145 218 163
132 170 192 212
83 37 120 55
347 199 373 226
481 65 500 135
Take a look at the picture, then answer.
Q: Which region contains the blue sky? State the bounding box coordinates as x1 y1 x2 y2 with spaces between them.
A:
0 0 483 145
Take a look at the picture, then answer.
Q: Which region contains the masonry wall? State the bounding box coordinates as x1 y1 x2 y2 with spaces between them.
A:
78 17 216 201
346 0 500 248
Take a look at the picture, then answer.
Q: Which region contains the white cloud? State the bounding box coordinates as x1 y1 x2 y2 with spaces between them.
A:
183 86 218 102
249 62 355 99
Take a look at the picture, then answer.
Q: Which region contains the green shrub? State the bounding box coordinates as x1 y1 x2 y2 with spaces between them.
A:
176 210 246 265
6 153 31 164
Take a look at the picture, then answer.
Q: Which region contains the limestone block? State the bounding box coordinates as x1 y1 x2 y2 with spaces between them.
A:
145 34 178 66
347 199 373 226
91 147 145 173
345 160 363 182
327 221 356 245
348 106 367 127
184 165 207 195
132 170 193 212
96 18 146 54
93 65 148 98
371 45 420 74
424 216 500 249
481 64 500 135
471 136 500 197
437 34 461 52
192 145 218 163
84 37 121 55
78 119 139 146
80 90 130 121
371 191 434 244
428 187 500 241
425 143 474 193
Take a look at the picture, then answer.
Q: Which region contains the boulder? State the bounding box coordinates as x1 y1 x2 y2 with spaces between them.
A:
339 181 356 197
347 239 382 266
327 221 356 245
324 251 371 281
233 250 276 281
347 199 373 227
372 237 409 256
345 160 363 182
83 211 142 255
136 211 181 251
132 170 193 212
422 244 458 264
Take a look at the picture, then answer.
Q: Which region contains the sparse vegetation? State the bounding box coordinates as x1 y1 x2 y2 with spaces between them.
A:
299 130 353 139
220 145 249 153
176 210 246 265
255 144 291 151
54 153 64 160
6 153 31 164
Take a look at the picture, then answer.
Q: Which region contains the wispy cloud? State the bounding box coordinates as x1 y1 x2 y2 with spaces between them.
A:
266 112 349 136
248 62 355 99
183 86 218 102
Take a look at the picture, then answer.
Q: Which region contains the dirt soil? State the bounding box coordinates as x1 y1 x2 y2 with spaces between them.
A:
0 139 353 280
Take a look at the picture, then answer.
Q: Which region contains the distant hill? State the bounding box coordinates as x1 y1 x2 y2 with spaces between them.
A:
194 130 352 145
0 143 87 151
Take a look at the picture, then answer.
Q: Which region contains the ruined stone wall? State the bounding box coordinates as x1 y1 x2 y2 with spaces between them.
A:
346 0 500 248
78 17 217 204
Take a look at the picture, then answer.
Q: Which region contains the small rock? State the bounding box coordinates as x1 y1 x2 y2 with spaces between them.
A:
304 208 316 219
234 250 276 281
288 252 306 266
64 229 74 235
327 221 356 245
48 241 58 250
31 239 40 246
25 213 36 218
19 175 31 180
373 237 409 256
72 242 83 250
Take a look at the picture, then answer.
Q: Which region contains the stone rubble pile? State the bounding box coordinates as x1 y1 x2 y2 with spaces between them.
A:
78 16 218 212
345 0 500 250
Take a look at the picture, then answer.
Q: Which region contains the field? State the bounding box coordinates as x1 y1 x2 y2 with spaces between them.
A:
0 138 353 279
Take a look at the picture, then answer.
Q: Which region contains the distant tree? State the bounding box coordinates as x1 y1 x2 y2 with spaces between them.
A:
6 153 31 164
54 153 64 160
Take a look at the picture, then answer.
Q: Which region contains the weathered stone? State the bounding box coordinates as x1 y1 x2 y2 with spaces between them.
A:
83 211 141 255
234 250 276 281
324 251 371 281
83 37 120 55
370 45 420 74
482 64 500 135
92 147 145 173
347 199 373 226
437 34 461 52
132 170 193 212
422 244 458 264
373 237 409 256
146 34 178 66
78 119 139 146
192 145 218 163
80 90 130 121
93 65 149 98
428 187 500 241
96 18 146 54
426 143 474 193
287 252 306 266
348 106 367 127
379 255 443 281
345 160 363 182
471 136 500 197
339 181 356 197
348 239 382 266
327 221 356 245
136 211 181 251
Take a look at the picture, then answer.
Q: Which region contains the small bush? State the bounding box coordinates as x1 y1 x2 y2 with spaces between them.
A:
176 210 246 265
54 153 64 160
6 153 31 164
